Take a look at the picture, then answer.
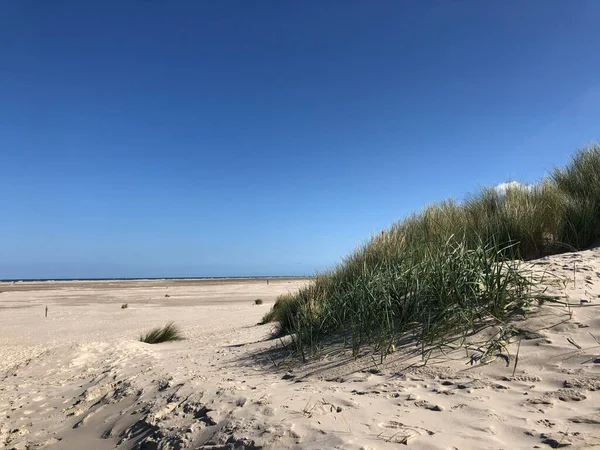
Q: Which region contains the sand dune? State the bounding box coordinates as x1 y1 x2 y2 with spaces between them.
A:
1 254 600 449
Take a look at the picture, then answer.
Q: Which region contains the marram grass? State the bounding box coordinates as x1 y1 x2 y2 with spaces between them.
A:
139 322 184 344
265 144 600 360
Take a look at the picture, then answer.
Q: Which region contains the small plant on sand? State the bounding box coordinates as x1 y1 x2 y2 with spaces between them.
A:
165 294 170 298
255 299 263 305
121 303 128 309
139 322 184 344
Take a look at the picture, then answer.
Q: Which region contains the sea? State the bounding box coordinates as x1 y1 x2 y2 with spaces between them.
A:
0 276 306 283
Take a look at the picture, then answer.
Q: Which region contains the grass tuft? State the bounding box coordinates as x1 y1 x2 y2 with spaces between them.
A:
139 322 184 344
121 303 128 309
255 299 263 305
261 292 304 333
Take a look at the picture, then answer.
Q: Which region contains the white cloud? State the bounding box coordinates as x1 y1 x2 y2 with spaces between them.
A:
495 181 534 194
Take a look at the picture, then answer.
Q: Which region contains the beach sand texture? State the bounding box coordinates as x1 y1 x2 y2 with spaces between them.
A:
1 252 600 449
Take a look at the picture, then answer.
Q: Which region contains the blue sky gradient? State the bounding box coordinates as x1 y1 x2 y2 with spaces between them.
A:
1 1 599 278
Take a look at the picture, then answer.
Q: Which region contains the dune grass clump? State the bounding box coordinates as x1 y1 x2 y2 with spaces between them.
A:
255 299 263 305
261 292 302 332
139 322 184 344
266 144 600 360
280 238 532 361
121 303 128 309
552 146 600 248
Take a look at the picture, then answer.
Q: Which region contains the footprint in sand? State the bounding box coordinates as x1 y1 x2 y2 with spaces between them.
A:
413 400 445 411
378 420 435 444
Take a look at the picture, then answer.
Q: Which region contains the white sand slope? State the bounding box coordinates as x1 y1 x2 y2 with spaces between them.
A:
1 251 600 449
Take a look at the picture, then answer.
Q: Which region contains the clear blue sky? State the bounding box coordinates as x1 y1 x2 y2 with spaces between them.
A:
1 1 599 279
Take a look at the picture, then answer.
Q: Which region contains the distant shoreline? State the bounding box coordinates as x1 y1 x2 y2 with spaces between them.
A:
0 275 312 284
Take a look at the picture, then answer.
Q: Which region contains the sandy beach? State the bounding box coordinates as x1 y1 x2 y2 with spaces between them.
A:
4 1 599 448
1 253 600 449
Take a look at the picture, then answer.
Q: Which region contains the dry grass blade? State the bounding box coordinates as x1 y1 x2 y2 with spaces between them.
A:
566 336 582 350
512 337 522 377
